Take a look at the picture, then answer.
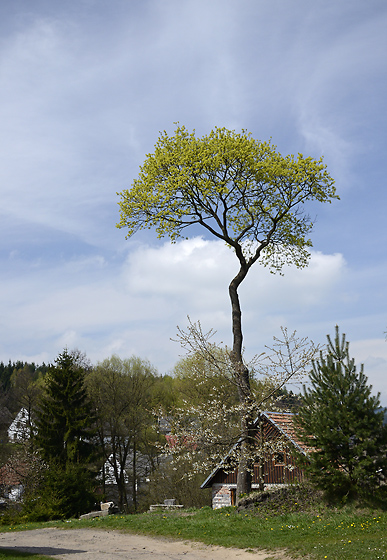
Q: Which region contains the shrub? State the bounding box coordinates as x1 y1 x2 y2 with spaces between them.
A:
22 462 97 521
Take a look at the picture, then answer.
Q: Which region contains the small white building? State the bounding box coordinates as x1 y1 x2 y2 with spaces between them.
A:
100 455 129 485
7 408 31 442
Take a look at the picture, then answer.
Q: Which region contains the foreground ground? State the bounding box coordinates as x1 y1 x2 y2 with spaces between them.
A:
0 527 289 560
0 498 386 560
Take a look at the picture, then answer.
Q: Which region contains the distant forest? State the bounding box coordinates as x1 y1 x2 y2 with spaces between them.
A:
0 361 49 392
0 360 50 413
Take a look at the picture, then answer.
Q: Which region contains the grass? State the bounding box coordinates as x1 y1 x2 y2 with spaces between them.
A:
0 552 52 560
1 506 387 560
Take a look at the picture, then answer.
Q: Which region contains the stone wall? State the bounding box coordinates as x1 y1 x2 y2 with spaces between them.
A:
211 484 234 509
211 483 289 509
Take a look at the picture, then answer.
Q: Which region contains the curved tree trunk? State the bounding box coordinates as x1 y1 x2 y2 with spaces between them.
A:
229 264 256 500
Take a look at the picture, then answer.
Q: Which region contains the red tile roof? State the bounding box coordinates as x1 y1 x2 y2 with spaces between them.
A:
262 411 312 455
0 463 27 486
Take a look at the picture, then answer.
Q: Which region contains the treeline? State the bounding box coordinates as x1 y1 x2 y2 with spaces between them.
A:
0 348 300 521
2 325 385 522
0 361 49 394
0 350 194 519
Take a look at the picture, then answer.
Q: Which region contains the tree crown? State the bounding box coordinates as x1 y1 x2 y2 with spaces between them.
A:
117 125 337 272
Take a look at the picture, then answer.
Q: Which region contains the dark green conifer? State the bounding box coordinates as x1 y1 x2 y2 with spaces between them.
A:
35 349 95 465
30 349 97 519
295 326 387 500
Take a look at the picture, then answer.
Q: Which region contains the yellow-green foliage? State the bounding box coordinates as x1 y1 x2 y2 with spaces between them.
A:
117 125 337 273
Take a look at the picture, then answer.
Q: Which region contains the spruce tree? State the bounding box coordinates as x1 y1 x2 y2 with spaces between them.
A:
295 326 387 500
31 349 97 518
36 349 96 465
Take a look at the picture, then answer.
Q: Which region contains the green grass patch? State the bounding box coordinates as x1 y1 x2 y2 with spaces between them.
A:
1 507 387 559
0 551 52 560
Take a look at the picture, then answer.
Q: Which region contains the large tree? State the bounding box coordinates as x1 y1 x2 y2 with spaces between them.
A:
117 125 336 497
32 349 97 519
35 349 96 466
294 327 387 501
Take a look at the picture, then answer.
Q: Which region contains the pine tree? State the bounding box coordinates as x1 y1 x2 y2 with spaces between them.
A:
295 326 387 500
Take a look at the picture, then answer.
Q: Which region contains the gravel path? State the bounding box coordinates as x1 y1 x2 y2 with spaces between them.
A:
0 528 290 560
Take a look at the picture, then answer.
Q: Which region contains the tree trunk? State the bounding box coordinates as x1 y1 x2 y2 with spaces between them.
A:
132 441 137 512
236 415 253 499
112 446 129 513
229 264 255 501
257 416 265 491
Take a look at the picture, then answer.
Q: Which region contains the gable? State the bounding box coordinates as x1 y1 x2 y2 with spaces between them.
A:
8 408 30 442
201 411 307 489
262 412 309 455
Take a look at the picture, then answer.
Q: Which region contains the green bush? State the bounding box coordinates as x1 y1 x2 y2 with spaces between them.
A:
22 463 97 521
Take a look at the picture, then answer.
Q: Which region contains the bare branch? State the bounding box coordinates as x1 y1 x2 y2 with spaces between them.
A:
254 327 321 407
166 322 319 479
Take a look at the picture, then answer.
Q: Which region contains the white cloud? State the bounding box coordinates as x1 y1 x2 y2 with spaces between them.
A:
0 237 349 369
0 225 386 400
350 338 387 403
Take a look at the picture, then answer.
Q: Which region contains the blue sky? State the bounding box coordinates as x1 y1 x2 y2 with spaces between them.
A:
1 0 387 401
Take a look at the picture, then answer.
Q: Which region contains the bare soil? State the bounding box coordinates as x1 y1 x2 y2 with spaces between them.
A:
0 527 291 560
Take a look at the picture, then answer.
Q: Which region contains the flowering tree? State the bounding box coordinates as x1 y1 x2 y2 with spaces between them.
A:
117 125 336 498
161 322 319 488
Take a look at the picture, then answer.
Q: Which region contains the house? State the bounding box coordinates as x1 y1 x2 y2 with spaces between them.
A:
201 411 308 509
98 451 153 507
99 454 130 486
7 408 31 442
0 462 26 502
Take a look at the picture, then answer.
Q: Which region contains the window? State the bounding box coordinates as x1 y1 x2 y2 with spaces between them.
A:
274 452 285 465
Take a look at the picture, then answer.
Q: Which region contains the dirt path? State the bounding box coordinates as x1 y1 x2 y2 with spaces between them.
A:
0 527 291 560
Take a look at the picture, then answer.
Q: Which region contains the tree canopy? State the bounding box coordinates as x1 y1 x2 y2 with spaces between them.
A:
117 125 336 272
86 355 159 512
29 349 97 519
